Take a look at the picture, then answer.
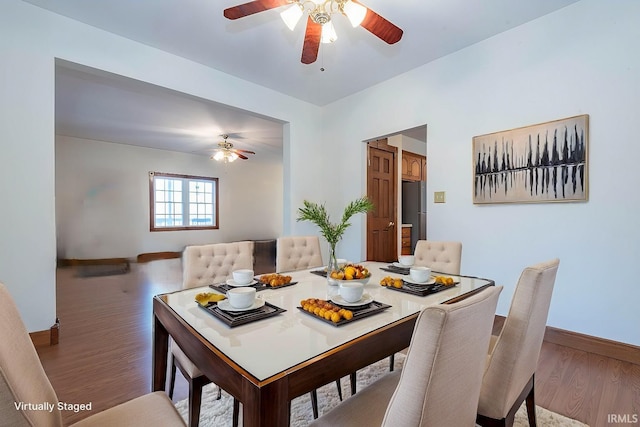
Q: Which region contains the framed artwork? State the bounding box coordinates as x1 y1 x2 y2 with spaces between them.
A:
473 114 589 204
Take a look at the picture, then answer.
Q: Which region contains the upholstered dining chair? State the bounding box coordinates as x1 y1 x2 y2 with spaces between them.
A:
309 285 503 427
476 258 560 427
0 282 185 427
383 240 463 373
169 241 254 427
276 236 323 273
275 235 346 418
414 240 463 275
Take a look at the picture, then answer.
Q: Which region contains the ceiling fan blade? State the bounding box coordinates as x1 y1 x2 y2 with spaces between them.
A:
354 1 403 44
236 153 249 160
223 0 288 20
301 17 322 64
234 149 256 154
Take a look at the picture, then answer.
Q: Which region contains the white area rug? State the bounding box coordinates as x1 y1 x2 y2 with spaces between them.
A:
175 354 588 426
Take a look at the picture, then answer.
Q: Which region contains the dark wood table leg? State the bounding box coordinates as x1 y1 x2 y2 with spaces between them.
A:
243 379 289 427
152 310 169 392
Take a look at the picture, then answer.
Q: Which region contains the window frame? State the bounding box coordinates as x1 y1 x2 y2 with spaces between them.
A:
149 172 219 232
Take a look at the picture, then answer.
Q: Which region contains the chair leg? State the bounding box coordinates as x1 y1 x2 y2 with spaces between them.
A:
525 376 537 427
389 353 395 372
350 372 357 396
188 379 204 427
335 379 343 401
232 398 240 427
168 353 177 399
310 389 319 419
216 385 222 400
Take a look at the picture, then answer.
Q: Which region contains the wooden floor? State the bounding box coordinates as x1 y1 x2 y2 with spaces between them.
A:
38 261 639 426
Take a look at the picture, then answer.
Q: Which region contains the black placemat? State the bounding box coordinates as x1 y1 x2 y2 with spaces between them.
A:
209 281 298 293
297 300 391 327
198 301 286 327
385 281 458 297
309 269 327 277
379 265 410 275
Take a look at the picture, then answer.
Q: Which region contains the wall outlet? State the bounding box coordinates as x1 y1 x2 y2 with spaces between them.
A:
434 191 446 203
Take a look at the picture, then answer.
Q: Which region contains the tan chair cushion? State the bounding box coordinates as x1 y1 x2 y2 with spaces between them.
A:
311 286 502 427
70 392 184 427
0 283 185 427
477 258 560 420
414 240 462 275
276 236 323 273
309 371 401 427
182 241 254 288
0 283 63 427
170 339 202 378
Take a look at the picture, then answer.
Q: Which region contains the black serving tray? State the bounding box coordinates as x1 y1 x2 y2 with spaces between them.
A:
297 300 391 327
209 281 298 294
385 281 458 297
379 265 410 275
199 301 286 327
309 269 327 277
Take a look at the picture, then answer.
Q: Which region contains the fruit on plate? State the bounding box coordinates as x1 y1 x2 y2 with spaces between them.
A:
195 292 226 306
329 263 370 281
258 273 292 287
380 276 403 289
300 298 353 323
434 275 455 286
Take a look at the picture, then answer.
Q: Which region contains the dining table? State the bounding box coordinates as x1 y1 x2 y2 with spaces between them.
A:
152 261 494 427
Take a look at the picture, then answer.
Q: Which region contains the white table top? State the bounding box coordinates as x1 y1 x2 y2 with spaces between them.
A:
164 261 492 382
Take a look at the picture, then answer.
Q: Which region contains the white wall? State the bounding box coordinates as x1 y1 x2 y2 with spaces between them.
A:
55 136 283 259
323 0 640 346
0 0 324 332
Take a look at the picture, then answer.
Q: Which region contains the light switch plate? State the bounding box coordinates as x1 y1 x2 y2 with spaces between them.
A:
434 191 446 203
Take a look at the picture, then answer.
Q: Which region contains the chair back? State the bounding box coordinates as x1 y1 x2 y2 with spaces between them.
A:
0 283 63 427
275 236 323 273
382 286 502 427
414 240 462 275
477 259 560 419
182 241 254 289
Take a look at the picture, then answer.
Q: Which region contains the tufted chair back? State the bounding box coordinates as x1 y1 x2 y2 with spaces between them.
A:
276 236 323 273
182 241 254 288
414 240 462 275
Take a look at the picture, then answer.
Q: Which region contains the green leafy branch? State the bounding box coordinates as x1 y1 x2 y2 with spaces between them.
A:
296 197 374 246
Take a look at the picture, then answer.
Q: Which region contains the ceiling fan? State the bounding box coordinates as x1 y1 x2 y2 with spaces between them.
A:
211 134 255 162
223 0 403 64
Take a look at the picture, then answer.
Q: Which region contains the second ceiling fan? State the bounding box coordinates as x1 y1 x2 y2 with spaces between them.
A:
223 0 403 64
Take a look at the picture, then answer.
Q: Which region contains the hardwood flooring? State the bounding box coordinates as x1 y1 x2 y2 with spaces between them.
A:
37 261 639 426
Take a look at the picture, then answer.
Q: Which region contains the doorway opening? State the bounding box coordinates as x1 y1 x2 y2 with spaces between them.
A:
366 125 426 262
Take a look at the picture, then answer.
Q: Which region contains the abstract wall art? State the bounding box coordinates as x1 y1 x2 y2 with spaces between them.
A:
473 114 589 204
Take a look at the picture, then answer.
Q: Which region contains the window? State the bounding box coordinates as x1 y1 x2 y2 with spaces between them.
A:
149 172 219 231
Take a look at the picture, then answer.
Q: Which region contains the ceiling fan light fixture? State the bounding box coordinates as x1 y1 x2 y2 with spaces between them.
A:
281 4 303 31
342 0 366 27
212 150 239 163
321 21 338 44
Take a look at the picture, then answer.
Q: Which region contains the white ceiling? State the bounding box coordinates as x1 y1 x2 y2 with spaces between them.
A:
28 0 580 156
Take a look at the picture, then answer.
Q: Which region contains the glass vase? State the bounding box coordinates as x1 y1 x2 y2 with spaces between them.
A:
327 243 340 285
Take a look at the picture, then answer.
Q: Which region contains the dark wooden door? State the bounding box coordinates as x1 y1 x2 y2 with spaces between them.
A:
367 140 397 262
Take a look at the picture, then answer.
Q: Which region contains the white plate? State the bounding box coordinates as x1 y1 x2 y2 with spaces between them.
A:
392 262 412 268
403 276 436 285
217 298 265 312
330 293 374 307
226 279 258 287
